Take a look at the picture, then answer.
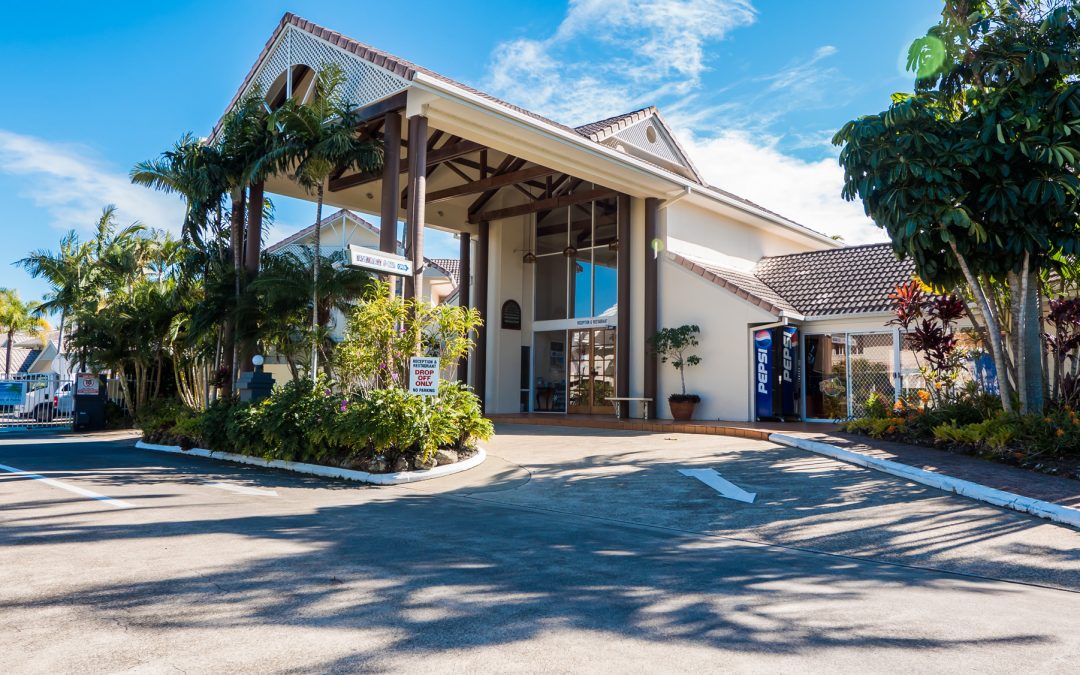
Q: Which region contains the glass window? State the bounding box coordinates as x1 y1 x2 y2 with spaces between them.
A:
592 246 618 318
533 330 566 412
536 206 568 255
535 255 568 321
572 251 592 319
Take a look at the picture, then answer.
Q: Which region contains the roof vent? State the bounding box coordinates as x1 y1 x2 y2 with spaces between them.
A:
645 125 657 144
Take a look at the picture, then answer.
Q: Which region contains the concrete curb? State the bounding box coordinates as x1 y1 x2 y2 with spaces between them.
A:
770 433 1080 530
133 440 486 485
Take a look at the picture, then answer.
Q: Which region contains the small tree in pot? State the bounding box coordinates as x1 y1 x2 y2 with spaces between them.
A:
650 324 702 420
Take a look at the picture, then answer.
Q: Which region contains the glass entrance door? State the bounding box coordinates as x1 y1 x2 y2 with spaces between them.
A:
567 328 616 414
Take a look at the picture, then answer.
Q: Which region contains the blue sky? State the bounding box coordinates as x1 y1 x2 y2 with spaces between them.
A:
0 0 942 304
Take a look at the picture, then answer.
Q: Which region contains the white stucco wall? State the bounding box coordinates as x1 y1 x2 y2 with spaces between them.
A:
485 201 532 414
657 257 778 421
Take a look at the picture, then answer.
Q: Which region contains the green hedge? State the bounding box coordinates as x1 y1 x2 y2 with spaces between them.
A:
140 377 493 472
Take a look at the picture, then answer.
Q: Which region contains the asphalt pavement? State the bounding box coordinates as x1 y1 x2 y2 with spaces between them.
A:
1 427 1078 673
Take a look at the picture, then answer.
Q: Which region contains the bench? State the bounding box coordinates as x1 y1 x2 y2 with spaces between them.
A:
607 397 654 420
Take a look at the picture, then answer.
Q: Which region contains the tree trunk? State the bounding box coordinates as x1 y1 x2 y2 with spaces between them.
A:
56 308 66 366
239 181 265 375
310 183 324 380
949 241 1014 413
1017 256 1043 414
4 328 12 377
222 188 246 398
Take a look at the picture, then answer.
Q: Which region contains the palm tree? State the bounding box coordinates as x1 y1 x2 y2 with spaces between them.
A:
257 63 383 377
17 230 90 361
0 290 49 376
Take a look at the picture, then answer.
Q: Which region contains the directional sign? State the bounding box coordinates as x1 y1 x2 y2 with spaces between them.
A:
409 357 440 396
348 244 414 276
678 468 757 503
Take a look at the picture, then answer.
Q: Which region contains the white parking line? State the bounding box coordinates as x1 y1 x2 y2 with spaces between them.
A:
205 482 278 497
0 462 134 509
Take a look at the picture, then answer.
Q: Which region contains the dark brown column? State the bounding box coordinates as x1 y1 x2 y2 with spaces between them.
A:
457 233 471 382
616 193 631 418
238 181 264 375
474 220 489 410
643 197 660 410
405 115 428 303
380 112 401 254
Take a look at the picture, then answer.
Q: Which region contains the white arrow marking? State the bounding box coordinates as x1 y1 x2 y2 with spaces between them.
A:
205 482 278 497
678 468 757 503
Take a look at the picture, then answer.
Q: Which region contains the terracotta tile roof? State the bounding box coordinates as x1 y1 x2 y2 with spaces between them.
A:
574 107 657 142
668 253 801 317
754 243 915 317
426 258 460 286
671 243 916 319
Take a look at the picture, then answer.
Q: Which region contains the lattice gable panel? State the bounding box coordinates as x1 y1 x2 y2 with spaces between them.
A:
612 117 690 170
245 25 409 108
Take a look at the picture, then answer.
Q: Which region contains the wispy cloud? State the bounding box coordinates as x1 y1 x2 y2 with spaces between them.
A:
483 0 876 241
0 129 184 234
485 0 757 125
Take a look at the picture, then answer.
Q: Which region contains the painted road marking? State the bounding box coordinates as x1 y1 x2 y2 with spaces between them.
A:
205 482 278 497
0 462 134 509
678 468 757 504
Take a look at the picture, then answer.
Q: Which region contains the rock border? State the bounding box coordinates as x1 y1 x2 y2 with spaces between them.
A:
133 440 486 485
770 433 1080 530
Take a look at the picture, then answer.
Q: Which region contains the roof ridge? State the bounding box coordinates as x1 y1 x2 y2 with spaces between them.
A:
759 241 894 262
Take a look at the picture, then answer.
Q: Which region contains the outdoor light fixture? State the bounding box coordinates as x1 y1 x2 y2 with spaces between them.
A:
522 251 536 264
252 354 264 367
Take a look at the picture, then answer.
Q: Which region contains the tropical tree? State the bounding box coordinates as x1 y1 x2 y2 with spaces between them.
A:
832 0 1080 414
256 63 383 377
0 290 49 376
17 230 91 359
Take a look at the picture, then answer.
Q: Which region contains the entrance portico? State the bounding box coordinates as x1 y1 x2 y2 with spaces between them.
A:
220 13 842 422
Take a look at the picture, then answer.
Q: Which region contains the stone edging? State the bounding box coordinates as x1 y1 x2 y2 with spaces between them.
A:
133 440 486 485
770 433 1080 530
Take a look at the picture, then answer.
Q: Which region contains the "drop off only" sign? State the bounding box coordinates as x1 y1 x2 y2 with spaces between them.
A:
408 357 440 396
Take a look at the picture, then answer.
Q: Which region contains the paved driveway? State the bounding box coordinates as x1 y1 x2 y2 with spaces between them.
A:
1 426 1078 673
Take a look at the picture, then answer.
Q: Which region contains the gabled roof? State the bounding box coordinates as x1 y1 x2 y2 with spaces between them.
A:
426 258 461 286
2 332 48 374
575 107 657 142
575 106 703 183
670 243 916 319
266 208 380 253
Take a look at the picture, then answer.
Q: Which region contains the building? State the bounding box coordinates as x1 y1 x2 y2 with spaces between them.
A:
222 13 925 422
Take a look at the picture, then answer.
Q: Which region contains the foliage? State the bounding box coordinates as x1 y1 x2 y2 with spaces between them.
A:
865 391 891 419
833 0 1080 415
0 289 49 376
336 281 483 391
1044 296 1080 406
888 280 968 401
649 324 703 397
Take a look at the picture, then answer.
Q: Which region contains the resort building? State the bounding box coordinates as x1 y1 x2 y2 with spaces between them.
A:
221 13 928 422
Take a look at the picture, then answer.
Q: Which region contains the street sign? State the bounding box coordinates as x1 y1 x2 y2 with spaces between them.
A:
347 245 414 276
409 357 440 396
76 374 100 396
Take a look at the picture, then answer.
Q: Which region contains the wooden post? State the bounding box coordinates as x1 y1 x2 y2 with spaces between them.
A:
474 220 489 411
458 233 471 383
380 112 402 297
643 197 660 410
405 115 428 303
616 193 630 418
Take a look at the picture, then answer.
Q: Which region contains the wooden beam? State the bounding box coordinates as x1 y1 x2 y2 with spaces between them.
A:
644 197 660 406
345 91 407 127
329 139 484 192
470 188 615 224
616 193 631 418
379 112 401 255
474 220 489 411
426 165 557 205
457 233 471 383
467 157 525 215
405 115 428 303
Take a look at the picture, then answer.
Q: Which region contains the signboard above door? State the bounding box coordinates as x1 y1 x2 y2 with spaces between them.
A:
347 245 414 276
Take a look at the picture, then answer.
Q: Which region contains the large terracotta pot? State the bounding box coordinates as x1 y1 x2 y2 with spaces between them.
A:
669 398 698 421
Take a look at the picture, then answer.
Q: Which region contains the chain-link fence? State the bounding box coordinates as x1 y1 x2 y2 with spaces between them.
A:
847 333 897 418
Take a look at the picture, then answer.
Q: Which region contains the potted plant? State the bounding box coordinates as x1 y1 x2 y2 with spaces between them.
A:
649 324 702 420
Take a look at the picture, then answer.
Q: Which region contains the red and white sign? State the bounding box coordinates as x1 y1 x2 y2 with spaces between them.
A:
408 357 440 396
76 373 100 396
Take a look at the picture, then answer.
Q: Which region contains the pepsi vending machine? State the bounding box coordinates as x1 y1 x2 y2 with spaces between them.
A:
755 326 800 421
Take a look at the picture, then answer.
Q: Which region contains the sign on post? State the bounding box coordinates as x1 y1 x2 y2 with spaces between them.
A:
348 245 414 276
76 373 100 396
409 357 440 396
0 381 26 407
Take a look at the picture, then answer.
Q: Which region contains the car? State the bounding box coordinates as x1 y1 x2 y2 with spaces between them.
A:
30 382 73 422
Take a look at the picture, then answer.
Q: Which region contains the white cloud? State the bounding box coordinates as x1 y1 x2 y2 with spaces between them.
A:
486 0 757 125
0 129 185 234
678 129 883 244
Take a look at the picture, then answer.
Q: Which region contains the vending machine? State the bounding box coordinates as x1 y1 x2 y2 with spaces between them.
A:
755 326 800 421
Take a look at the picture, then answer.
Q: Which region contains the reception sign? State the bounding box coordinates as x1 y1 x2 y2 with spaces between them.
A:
348 245 413 276
409 357 440 396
